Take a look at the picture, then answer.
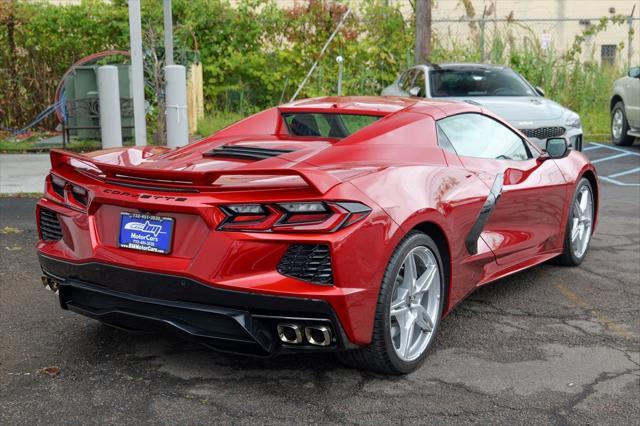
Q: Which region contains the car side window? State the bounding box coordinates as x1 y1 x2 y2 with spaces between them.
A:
399 70 417 91
412 70 426 97
437 113 532 160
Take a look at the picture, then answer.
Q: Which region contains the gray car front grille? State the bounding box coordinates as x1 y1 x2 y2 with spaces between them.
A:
519 127 566 139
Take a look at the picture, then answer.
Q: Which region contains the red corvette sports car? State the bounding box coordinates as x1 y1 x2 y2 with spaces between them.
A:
37 97 598 374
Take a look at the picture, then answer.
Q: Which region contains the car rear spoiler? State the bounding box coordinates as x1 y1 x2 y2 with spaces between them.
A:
50 149 342 194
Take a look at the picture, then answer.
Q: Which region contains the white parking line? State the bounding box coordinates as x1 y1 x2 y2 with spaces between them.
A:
599 176 640 187
608 167 640 178
587 142 640 157
591 152 632 164
584 143 640 187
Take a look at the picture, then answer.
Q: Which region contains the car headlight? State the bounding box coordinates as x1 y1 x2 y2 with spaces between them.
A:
565 112 581 129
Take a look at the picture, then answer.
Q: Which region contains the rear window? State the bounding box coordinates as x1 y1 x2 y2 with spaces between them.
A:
283 113 380 138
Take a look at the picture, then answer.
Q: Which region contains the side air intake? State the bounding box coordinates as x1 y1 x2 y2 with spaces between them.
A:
203 145 294 161
39 208 63 241
277 244 333 285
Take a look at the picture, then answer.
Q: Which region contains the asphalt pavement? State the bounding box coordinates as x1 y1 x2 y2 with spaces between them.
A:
1 144 639 425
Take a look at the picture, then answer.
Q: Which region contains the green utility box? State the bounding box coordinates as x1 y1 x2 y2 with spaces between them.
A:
63 64 133 140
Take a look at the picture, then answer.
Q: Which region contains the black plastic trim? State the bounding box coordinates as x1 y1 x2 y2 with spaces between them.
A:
39 208 63 241
38 254 355 355
465 173 503 255
203 145 294 161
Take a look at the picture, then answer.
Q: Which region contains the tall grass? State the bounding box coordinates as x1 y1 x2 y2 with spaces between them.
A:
196 111 246 137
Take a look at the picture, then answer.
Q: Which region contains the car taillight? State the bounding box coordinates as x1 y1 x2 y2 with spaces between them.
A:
70 184 89 206
46 174 90 208
50 174 66 198
218 201 371 233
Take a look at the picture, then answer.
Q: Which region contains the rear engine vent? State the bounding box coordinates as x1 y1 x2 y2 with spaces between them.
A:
39 208 63 241
520 127 565 139
277 244 333 285
203 145 294 161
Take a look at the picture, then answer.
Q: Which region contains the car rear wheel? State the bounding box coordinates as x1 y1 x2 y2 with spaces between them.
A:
611 102 635 146
337 231 445 375
556 178 594 266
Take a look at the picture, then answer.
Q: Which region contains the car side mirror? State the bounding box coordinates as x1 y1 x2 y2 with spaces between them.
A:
629 67 640 78
408 86 422 97
544 137 569 159
535 86 545 97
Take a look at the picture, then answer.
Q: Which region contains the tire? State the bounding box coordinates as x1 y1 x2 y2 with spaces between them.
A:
556 178 595 266
337 231 445 375
611 102 635 146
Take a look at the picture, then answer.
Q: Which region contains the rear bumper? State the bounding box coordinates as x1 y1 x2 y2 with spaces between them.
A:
39 254 356 356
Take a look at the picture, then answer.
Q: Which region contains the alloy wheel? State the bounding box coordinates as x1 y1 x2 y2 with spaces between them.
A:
612 109 624 140
389 246 441 362
571 184 593 258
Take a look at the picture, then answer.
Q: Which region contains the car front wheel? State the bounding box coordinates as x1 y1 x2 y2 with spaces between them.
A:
611 102 635 146
337 231 445 375
557 178 595 266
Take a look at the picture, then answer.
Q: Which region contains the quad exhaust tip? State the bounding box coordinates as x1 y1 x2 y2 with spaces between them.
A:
277 323 303 344
277 323 333 346
41 276 60 295
305 325 332 346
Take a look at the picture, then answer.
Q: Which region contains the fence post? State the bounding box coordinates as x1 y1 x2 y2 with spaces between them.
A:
336 56 344 96
479 17 486 63
128 0 147 146
97 65 123 149
628 13 634 70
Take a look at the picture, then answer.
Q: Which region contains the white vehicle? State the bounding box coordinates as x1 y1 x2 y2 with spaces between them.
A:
610 67 640 146
382 63 583 151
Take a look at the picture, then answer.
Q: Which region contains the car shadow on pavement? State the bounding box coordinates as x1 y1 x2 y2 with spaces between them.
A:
69 263 550 379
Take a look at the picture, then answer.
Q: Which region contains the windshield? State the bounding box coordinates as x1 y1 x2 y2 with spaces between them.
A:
429 68 536 97
283 113 380 138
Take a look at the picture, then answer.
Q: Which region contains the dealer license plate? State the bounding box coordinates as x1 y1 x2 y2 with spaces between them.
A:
119 212 174 254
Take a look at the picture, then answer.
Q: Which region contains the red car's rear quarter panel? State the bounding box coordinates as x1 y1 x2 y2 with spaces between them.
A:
349 165 497 314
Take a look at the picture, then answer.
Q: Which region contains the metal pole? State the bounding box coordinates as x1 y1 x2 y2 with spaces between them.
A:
479 6 487 63
97 66 123 149
163 0 174 65
128 0 147 146
628 4 636 71
479 18 486 63
336 56 344 96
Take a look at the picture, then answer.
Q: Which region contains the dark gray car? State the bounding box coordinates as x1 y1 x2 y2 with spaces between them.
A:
382 63 583 151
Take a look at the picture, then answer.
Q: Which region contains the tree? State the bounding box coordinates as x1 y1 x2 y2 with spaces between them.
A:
414 0 432 64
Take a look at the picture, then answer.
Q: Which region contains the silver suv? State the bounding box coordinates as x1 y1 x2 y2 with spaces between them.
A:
610 67 640 146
